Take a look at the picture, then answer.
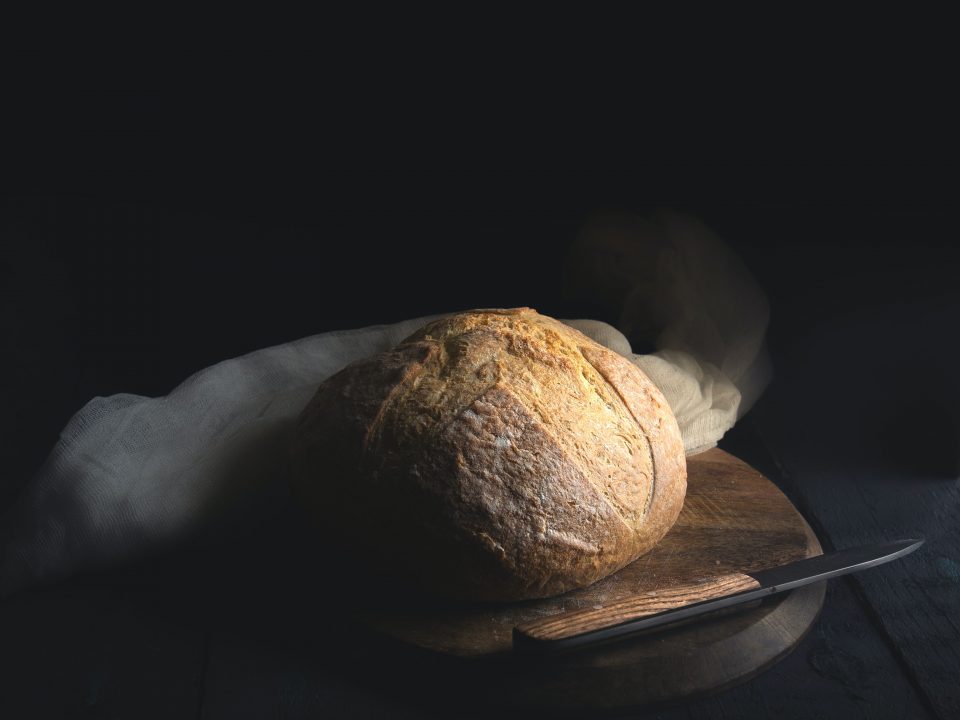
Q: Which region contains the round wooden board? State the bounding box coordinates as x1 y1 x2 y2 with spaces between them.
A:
356 448 825 709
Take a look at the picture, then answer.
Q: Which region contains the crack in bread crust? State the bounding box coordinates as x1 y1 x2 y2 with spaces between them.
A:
360 343 437 463
577 348 658 524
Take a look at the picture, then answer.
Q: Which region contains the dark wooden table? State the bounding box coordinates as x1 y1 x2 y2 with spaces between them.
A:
2 197 958 719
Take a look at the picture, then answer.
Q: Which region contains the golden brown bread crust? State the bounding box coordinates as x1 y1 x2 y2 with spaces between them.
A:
290 308 686 601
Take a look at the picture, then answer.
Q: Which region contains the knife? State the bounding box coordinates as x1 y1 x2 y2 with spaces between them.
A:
513 538 923 652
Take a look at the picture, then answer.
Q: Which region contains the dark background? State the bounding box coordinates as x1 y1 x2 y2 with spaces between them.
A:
1 82 958 718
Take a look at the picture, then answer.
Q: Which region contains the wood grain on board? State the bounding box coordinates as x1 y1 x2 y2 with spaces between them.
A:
514 571 760 644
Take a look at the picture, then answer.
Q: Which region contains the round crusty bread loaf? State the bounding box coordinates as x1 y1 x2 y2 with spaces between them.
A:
290 308 686 601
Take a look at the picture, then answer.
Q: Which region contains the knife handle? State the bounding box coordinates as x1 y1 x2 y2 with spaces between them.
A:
513 572 761 646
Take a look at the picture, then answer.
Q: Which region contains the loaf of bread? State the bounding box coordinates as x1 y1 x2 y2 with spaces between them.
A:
290 308 686 601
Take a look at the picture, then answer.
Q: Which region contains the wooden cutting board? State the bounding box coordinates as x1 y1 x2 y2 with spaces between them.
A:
354 448 825 709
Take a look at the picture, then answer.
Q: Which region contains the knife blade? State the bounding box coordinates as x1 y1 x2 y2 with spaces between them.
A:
513 538 923 652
